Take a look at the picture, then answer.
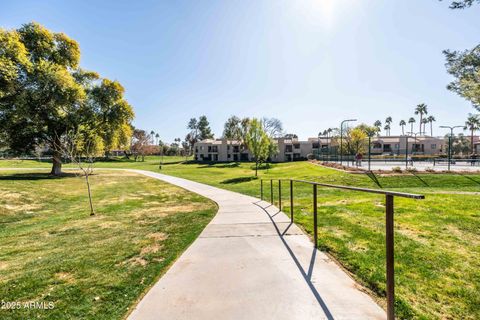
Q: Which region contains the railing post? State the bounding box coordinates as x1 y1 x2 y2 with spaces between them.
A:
278 179 282 210
313 184 318 248
385 194 395 320
260 180 263 200
270 179 273 204
290 180 293 222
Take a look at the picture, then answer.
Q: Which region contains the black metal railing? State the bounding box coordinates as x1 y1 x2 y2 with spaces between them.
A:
260 178 425 320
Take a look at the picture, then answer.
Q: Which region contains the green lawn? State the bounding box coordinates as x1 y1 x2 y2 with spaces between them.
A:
0 169 216 320
1 157 479 319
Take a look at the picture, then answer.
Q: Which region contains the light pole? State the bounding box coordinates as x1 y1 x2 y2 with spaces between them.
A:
340 119 357 165
440 125 463 171
406 132 422 167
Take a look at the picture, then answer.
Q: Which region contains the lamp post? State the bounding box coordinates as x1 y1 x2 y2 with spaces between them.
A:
440 125 463 171
406 132 422 168
340 119 357 165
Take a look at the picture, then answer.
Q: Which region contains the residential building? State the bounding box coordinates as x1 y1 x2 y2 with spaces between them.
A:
193 135 475 163
370 135 446 156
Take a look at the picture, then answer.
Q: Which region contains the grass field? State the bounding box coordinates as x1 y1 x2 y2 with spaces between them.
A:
0 169 216 320
1 156 479 319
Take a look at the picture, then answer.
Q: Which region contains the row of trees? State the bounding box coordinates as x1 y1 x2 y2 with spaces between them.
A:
0 22 134 175
372 104 436 137
220 116 283 176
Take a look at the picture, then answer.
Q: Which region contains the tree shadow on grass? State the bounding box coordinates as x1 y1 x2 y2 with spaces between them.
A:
0 172 77 181
365 171 383 188
411 172 429 187
455 172 480 186
220 176 258 184
198 162 240 168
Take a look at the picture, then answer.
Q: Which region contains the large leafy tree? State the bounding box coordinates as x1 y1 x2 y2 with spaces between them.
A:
444 45 480 111
198 115 214 140
443 0 479 9
0 22 133 174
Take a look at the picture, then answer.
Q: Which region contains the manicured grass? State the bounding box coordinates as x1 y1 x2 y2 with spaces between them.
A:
2 157 480 319
0 170 216 320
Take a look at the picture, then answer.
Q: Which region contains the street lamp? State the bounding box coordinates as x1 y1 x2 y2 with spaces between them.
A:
340 119 357 165
439 125 463 171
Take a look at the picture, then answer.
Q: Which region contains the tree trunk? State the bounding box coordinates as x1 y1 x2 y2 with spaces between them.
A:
419 115 422 134
51 150 62 175
471 130 474 154
255 161 258 177
85 174 95 216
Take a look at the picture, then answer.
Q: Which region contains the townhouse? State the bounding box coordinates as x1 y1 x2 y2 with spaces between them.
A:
193 135 477 163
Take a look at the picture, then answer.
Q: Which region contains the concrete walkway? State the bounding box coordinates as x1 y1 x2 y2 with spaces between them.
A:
127 170 386 320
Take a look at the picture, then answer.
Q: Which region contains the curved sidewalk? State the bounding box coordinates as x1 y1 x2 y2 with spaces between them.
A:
127 170 386 320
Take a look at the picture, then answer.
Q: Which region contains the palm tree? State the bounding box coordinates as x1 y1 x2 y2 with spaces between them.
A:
155 133 160 145
384 124 391 136
399 120 406 135
374 120 382 134
414 103 428 134
408 117 415 135
421 118 428 135
464 114 480 154
150 130 155 145
427 115 436 136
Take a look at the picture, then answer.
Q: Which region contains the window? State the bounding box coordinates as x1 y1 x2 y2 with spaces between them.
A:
312 142 320 149
431 144 436 149
285 145 293 152
394 144 399 149
200 146 204 151
373 143 382 149
293 143 300 149
227 154 231 158
227 145 230 150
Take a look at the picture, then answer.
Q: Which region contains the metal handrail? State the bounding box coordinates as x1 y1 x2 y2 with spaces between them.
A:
259 178 425 320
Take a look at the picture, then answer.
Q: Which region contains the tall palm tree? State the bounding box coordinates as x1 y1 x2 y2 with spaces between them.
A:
421 118 428 135
414 103 428 134
384 124 391 136
385 117 392 136
464 114 480 153
399 120 406 135
374 120 382 135
408 117 416 135
427 115 436 136
155 133 160 145
150 130 155 145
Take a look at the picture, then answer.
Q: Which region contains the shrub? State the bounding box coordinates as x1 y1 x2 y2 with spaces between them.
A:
392 167 402 173
306 153 316 160
406 167 418 173
425 167 435 173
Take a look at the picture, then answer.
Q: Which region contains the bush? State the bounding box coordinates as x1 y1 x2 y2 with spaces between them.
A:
392 166 402 173
306 153 316 160
425 167 435 173
406 167 418 173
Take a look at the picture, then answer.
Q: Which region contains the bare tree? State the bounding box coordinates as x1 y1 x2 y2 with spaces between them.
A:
262 117 284 138
56 130 99 216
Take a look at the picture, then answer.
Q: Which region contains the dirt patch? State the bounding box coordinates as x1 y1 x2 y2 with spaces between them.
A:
140 243 163 255
148 232 168 241
125 257 148 267
54 272 75 284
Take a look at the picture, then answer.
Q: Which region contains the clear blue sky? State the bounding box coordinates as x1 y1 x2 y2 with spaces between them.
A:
1 0 479 141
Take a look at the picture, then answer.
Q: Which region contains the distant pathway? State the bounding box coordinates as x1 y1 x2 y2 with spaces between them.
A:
125 169 385 320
